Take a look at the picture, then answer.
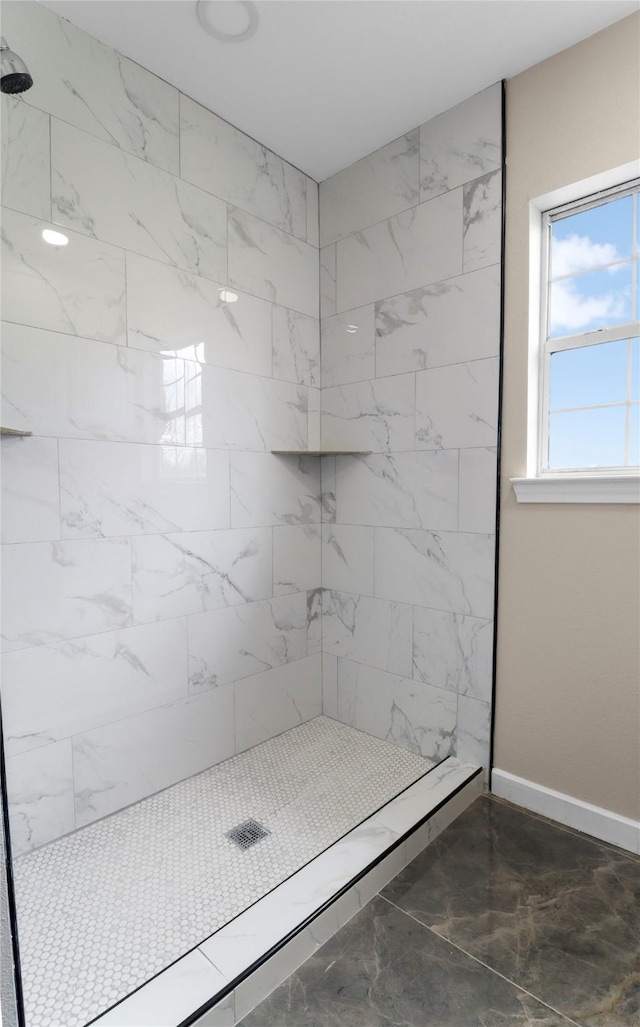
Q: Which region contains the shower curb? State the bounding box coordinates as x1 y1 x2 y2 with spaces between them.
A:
90 757 483 1027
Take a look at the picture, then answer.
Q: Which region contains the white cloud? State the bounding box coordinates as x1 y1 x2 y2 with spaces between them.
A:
551 233 620 278
550 279 627 334
550 233 630 334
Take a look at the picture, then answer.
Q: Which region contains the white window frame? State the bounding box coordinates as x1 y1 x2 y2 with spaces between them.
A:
512 160 640 504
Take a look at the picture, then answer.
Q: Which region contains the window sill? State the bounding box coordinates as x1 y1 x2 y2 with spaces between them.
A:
511 475 640 504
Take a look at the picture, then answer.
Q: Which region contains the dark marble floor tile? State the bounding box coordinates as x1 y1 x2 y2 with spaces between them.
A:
240 896 574 1027
382 796 640 1026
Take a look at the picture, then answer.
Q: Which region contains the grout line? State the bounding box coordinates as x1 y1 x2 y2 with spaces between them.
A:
0 289 499 380
380 896 583 1027
54 437 62 542
456 447 461 532
69 726 78 833
412 369 417 449
47 113 53 222
178 91 182 181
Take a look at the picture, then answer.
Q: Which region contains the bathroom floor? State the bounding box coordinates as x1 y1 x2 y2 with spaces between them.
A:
241 795 640 1027
12 716 431 1027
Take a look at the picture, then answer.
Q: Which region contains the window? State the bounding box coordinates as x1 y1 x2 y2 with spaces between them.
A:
541 180 639 474
513 167 640 503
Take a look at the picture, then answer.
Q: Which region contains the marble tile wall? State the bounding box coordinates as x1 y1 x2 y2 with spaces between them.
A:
319 83 502 772
1 0 502 856
0 0 321 854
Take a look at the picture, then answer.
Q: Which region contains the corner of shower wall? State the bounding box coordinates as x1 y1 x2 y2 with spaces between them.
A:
0 0 323 856
318 83 504 773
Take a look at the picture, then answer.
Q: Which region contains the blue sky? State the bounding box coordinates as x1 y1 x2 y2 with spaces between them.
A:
546 191 639 470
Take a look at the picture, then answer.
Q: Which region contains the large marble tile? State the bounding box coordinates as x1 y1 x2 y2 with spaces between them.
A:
321 306 376 388
463 169 502 273
337 658 457 761
1 0 179 172
334 451 458 530
126 253 272 377
456 695 491 768
192 994 235 1027
273 524 321 596
374 527 495 619
320 244 337 317
200 367 307 452
231 453 321 528
323 590 412 677
73 686 235 826
234 654 322 752
308 386 321 451
188 593 308 691
1 208 125 344
375 266 501 377
0 323 197 445
307 588 322 656
320 130 419 246
52 120 226 280
416 358 499 450
335 190 462 312
131 527 272 623
306 177 319 247
241 896 573 1027
93 950 228 1027
321 523 374 595
459 447 497 533
321 456 337 523
181 95 306 239
2 620 188 758
60 439 230 538
0 435 60 543
6 740 75 855
228 207 319 318
1 97 50 220
420 84 502 201
272 306 320 388
383 796 640 1025
321 374 415 452
413 606 493 703
322 652 338 718
1 537 131 652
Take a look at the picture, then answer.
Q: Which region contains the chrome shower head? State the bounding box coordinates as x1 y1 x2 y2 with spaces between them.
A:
0 37 33 94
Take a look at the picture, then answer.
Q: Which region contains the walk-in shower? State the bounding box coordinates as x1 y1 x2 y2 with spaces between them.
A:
0 2 503 1023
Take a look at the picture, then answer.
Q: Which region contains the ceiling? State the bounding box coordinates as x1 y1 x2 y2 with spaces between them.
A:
42 0 638 181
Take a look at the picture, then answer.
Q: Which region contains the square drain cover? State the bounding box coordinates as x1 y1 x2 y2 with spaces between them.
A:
226 819 270 851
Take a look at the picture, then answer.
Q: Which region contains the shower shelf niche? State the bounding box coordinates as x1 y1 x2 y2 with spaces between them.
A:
271 449 370 456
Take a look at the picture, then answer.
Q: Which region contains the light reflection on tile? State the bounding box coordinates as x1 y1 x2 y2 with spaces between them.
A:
52 120 227 280
1 209 126 344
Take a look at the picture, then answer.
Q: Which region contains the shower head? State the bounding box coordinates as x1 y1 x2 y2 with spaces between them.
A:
0 37 33 94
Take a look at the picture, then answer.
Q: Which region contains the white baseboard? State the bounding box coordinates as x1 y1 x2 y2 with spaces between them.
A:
491 768 640 855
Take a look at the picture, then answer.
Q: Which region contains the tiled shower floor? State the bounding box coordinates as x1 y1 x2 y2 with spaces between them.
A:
13 716 432 1027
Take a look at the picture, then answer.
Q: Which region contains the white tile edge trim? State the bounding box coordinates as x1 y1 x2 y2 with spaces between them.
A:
92 758 482 1027
198 757 478 982
217 766 483 1026
511 475 640 504
491 768 640 855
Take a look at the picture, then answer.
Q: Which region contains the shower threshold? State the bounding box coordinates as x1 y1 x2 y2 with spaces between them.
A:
13 716 482 1027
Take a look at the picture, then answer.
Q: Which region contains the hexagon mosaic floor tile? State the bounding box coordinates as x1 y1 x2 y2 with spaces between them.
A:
13 716 432 1027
